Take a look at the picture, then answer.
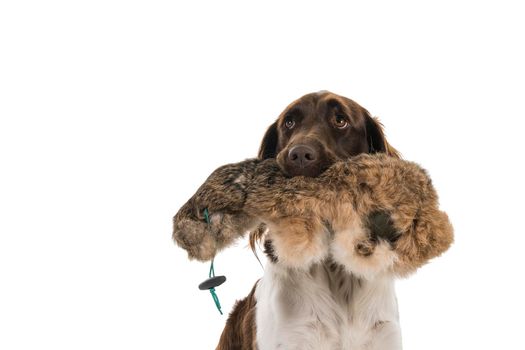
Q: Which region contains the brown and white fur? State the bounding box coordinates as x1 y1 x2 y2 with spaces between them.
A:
173 91 453 349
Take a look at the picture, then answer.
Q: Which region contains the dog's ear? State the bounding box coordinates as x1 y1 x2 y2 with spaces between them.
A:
258 122 279 159
364 111 401 158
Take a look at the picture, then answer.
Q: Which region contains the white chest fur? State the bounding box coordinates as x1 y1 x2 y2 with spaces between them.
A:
255 262 402 350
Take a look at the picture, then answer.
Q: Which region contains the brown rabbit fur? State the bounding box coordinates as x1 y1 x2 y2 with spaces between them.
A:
173 153 453 277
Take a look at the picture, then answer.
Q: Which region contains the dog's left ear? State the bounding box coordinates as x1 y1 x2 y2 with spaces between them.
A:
364 111 401 158
258 122 279 159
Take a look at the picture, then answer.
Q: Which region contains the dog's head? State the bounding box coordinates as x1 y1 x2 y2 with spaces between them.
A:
258 91 399 177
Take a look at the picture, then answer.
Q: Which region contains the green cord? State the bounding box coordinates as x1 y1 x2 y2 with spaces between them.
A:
203 208 223 315
209 258 215 278
209 288 222 315
203 208 210 228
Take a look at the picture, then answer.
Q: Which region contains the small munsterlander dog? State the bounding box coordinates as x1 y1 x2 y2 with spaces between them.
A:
173 91 453 350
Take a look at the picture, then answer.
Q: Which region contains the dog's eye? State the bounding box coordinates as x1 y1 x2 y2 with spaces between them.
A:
284 118 295 129
333 115 349 129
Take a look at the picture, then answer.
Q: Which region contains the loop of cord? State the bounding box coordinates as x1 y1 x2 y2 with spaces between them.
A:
203 208 223 315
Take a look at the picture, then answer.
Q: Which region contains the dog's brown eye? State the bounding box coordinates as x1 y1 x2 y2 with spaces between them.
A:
284 118 295 129
333 115 349 129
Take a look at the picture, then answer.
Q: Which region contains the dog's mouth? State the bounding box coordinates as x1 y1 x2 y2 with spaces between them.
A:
282 162 331 178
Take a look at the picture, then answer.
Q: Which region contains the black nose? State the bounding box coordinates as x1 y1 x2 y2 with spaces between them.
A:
288 145 318 168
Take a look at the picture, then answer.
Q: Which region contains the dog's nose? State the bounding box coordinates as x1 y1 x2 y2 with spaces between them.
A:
288 145 318 169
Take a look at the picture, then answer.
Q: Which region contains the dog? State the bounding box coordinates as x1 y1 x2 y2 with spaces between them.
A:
216 91 404 350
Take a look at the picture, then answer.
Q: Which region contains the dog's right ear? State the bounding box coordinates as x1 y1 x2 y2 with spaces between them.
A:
257 122 279 159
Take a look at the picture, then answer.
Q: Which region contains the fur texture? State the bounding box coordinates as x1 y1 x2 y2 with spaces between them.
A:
173 154 453 276
255 262 402 350
216 282 258 349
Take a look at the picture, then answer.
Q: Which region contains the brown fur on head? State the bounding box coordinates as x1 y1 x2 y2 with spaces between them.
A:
251 91 400 252
258 91 400 174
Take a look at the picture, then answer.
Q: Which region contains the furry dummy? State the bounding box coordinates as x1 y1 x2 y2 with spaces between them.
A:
173 154 453 277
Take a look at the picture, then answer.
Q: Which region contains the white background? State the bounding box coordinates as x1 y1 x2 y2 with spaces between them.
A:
1 1 524 349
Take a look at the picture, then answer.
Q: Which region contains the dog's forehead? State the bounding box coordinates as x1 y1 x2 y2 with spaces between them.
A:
314 92 352 111
309 90 339 100
312 91 349 105
299 91 344 106
280 91 355 118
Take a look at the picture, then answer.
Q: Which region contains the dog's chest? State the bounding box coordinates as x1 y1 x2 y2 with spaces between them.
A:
254 262 400 350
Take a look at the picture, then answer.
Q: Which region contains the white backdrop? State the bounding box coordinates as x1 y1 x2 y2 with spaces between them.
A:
1 1 524 349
